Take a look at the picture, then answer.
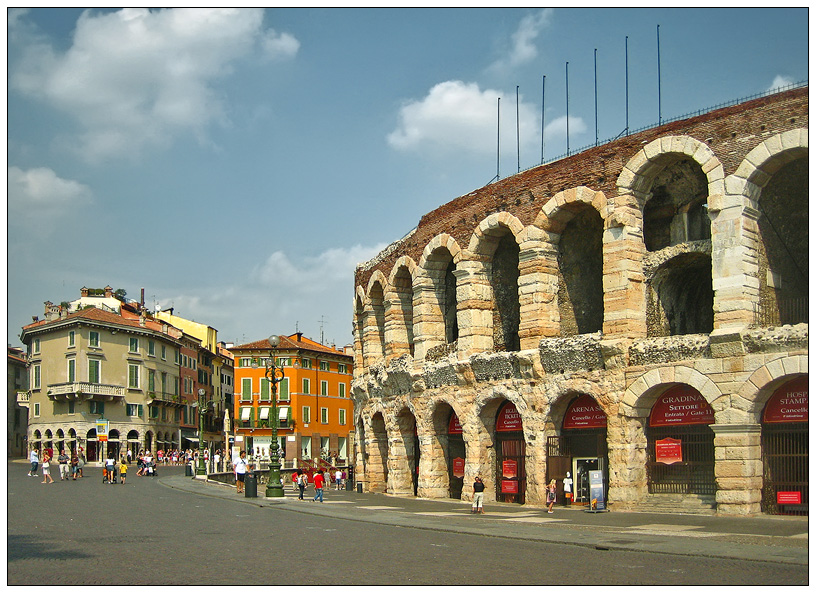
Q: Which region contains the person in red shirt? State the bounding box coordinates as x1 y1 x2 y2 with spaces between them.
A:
312 471 325 503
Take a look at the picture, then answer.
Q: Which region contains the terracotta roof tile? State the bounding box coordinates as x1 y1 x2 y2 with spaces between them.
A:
231 333 351 358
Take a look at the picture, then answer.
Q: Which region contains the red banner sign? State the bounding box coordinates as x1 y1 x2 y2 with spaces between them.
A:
649 385 714 427
655 437 683 464
496 402 523 432
501 479 518 494
452 457 465 478
563 394 607 429
502 459 518 479
777 491 802 505
763 377 808 424
448 413 463 434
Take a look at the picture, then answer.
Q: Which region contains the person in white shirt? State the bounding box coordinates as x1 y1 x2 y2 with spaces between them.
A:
335 469 343 490
28 449 39 477
233 451 249 494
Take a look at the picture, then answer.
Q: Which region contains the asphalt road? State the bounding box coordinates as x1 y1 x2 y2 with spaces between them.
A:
7 462 808 586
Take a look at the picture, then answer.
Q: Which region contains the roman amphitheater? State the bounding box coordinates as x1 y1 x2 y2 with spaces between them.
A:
351 85 807 516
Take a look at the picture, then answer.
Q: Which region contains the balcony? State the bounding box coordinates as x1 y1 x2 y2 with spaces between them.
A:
16 391 30 408
47 382 126 401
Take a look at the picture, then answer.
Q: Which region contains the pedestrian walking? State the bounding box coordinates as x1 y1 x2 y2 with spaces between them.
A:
297 471 307 500
57 449 70 480
471 476 485 513
312 470 325 502
335 469 342 490
28 448 39 477
41 454 54 484
547 479 557 513
119 457 128 485
105 455 116 483
76 452 85 478
233 450 249 494
70 451 79 480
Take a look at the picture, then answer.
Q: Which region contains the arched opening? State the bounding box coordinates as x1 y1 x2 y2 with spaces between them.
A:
394 408 419 496
392 265 415 357
354 295 365 369
144 431 153 455
646 385 715 497
495 401 526 504
68 428 77 453
369 281 387 361
647 253 714 336
490 232 521 351
369 413 389 493
547 394 609 507
643 156 710 252
761 375 808 516
557 206 604 335
86 429 98 462
756 157 808 325
107 429 121 460
447 409 465 499
56 429 65 455
424 247 458 347
127 430 140 459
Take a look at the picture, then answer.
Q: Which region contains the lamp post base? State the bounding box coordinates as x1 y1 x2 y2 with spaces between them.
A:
265 462 285 497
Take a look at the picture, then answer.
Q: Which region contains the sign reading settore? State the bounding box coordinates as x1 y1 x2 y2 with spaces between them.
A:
655 437 683 464
649 385 714 427
563 394 607 429
496 402 523 432
763 376 808 423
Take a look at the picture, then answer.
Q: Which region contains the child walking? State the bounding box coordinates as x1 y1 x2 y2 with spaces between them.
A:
119 457 128 485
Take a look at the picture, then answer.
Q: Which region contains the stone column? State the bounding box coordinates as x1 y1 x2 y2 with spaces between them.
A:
606 414 649 509
411 279 443 361
417 431 449 499
711 423 762 515
454 261 493 356
517 239 559 349
602 214 647 338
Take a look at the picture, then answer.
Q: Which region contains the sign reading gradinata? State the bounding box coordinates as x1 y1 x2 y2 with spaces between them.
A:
649 385 714 427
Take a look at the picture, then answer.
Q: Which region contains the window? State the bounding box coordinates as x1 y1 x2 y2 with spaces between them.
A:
126 403 139 417
33 338 40 354
68 331 75 347
338 363 348 374
149 405 159 419
88 359 101 384
339 409 346 425
161 344 167 360
279 377 289 401
161 407 166 421
321 380 328 396
89 331 100 348
339 383 346 398
33 364 41 389
302 378 311 394
90 401 104 415
128 364 140 389
148 369 156 394
302 406 311 424
174 408 180 422
321 407 329 424
260 378 270 401
68 401 75 414
67 359 76 383
320 361 330 371
301 358 313 369
129 337 139 352
240 357 251 368
241 378 252 401
174 349 179 364
148 340 155 356
34 402 40 417
277 357 291 367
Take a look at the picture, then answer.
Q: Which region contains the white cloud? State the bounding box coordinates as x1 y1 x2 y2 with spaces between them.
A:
544 115 588 147
9 8 299 162
489 9 553 72
388 80 542 156
8 166 94 233
768 75 795 92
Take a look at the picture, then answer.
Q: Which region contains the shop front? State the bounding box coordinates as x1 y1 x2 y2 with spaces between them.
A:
761 375 808 516
646 385 716 495
447 412 465 499
495 401 525 504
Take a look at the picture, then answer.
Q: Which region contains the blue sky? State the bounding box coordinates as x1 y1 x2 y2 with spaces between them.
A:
6 7 809 348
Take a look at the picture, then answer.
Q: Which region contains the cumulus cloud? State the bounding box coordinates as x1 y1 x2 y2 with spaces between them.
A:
388 80 542 157
768 75 795 92
9 8 299 162
8 166 93 232
489 9 553 72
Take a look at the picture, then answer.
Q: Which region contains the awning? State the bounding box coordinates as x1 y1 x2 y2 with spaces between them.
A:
184 436 200 443
279 407 290 421
259 407 270 420
240 407 251 421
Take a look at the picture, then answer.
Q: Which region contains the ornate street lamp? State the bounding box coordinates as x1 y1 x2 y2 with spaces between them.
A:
195 389 207 475
264 335 285 497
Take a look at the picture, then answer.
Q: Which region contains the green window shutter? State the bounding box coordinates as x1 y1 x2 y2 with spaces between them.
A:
261 378 270 399
138 405 143 417
279 378 289 399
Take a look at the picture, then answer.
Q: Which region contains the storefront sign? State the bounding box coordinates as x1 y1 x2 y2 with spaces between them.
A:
563 394 607 429
496 402 523 432
649 385 714 427
655 437 683 464
501 479 518 494
777 491 802 505
452 457 465 478
96 420 109 442
502 459 518 479
589 470 605 510
448 413 463 434
763 377 808 423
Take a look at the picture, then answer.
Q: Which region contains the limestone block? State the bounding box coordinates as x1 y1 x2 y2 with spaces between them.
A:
715 459 762 478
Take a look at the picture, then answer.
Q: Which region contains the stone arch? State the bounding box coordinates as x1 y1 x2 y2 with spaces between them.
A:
536 187 607 337
367 410 389 493
426 397 470 499
353 288 366 376
391 405 420 496
735 354 808 424
364 272 388 365
414 234 463 358
385 256 418 359
646 251 714 336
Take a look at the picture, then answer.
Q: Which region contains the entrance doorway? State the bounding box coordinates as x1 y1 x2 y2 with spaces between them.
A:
495 401 525 504
447 411 465 499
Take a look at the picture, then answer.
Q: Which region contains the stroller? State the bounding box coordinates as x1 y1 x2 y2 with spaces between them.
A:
145 460 157 476
103 465 118 483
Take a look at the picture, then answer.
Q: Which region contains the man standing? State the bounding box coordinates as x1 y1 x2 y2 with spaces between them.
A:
28 448 39 477
233 450 249 494
335 469 342 490
312 470 325 503
57 450 70 481
471 476 486 514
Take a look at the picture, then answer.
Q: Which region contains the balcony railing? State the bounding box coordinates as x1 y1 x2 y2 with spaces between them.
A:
754 296 809 327
48 382 126 399
16 391 30 407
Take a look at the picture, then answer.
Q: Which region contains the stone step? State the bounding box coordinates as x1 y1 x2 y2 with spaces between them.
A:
639 494 717 515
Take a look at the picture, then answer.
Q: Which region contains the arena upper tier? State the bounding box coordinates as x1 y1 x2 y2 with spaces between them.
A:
351 86 808 515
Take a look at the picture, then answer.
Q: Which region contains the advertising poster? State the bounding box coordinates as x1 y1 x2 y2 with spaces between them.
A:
588 470 605 511
655 437 683 464
502 459 518 479
96 420 109 442
452 457 465 478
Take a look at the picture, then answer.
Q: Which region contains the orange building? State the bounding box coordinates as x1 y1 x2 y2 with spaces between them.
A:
229 333 353 467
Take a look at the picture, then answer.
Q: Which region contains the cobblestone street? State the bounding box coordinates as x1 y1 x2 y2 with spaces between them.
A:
7 462 808 586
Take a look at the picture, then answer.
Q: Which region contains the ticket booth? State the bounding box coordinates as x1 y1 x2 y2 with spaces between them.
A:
447 412 465 499
495 401 526 504
761 376 808 516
